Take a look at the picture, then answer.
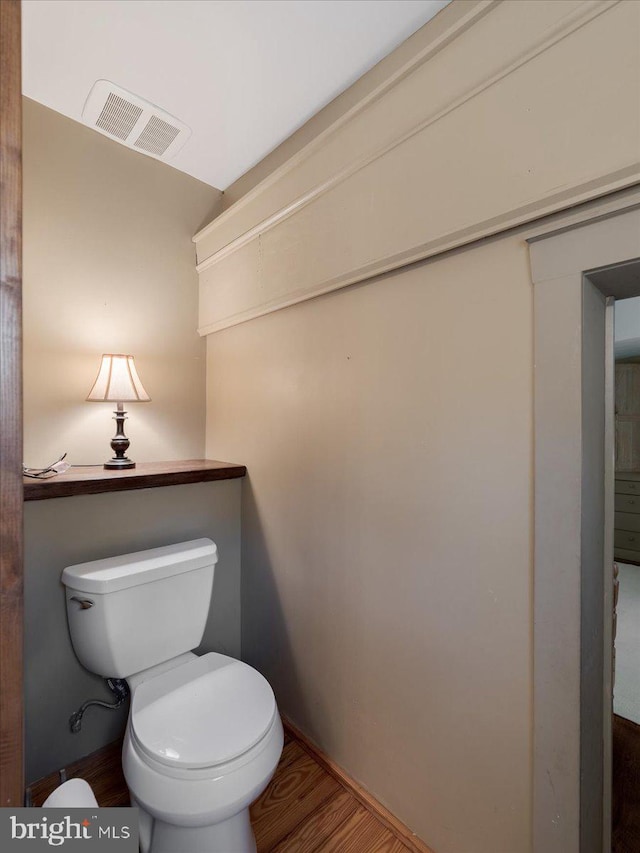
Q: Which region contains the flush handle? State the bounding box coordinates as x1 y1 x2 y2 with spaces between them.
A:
70 596 94 610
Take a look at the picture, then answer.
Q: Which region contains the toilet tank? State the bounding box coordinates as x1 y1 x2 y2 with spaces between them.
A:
61 539 217 678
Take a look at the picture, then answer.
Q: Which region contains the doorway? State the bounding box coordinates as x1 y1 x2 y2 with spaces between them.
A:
611 295 640 851
530 210 640 853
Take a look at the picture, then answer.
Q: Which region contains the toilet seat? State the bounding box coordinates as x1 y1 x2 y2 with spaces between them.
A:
131 653 277 771
123 709 284 832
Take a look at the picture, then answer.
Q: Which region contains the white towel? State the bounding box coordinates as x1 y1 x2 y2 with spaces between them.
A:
42 778 98 808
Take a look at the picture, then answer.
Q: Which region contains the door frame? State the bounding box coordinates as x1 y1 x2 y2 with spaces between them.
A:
0 0 24 808
529 206 640 853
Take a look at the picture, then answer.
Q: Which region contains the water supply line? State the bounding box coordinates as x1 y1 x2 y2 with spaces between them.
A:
69 679 129 733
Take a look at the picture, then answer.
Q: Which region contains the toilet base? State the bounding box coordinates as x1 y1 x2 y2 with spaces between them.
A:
139 803 256 853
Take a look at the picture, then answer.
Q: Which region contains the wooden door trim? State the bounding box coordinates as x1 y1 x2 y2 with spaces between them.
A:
0 0 24 808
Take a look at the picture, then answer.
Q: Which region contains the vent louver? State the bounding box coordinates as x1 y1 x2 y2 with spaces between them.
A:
82 80 190 161
96 93 143 140
135 115 181 156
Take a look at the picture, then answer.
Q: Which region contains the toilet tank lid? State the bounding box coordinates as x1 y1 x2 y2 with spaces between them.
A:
61 539 217 594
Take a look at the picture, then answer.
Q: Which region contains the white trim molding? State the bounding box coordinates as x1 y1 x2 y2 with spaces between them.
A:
192 0 499 255
194 0 640 336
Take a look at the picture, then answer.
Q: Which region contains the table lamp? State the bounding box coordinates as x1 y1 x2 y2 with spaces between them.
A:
86 354 151 469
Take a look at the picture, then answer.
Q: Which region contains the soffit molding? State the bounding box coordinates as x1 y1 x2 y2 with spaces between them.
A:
192 0 498 253
197 176 640 338
195 0 639 336
194 0 617 274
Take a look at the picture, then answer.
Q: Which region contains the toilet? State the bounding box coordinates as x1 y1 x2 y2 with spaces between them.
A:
61 538 283 853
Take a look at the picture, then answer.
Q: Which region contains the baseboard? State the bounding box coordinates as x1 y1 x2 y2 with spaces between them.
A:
29 720 436 853
282 716 435 853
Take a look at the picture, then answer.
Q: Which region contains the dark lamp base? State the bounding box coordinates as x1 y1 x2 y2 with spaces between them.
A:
105 405 136 470
104 458 135 470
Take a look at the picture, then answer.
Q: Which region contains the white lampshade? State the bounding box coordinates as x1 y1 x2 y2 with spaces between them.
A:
86 354 151 403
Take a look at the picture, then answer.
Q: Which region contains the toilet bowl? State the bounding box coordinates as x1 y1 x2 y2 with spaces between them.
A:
62 539 283 853
124 652 283 853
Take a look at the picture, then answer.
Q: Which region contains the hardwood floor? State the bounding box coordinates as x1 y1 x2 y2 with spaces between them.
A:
29 740 128 810
28 727 427 853
613 713 640 853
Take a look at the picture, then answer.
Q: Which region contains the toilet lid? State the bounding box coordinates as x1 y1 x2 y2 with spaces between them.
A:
130 653 277 770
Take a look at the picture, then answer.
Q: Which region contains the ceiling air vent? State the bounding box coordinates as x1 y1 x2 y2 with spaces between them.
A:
82 80 191 160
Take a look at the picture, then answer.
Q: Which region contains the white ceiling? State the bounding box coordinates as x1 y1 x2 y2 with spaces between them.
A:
22 0 449 190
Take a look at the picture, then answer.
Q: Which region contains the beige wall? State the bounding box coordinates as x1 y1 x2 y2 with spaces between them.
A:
199 3 640 851
206 231 533 853
23 98 221 467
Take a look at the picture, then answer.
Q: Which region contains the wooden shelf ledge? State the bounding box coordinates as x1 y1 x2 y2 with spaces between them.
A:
23 459 246 502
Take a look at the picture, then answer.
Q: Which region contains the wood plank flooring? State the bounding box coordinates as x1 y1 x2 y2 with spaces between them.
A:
29 740 128 810
28 713 640 851
249 732 420 852
28 728 421 853
613 713 640 853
